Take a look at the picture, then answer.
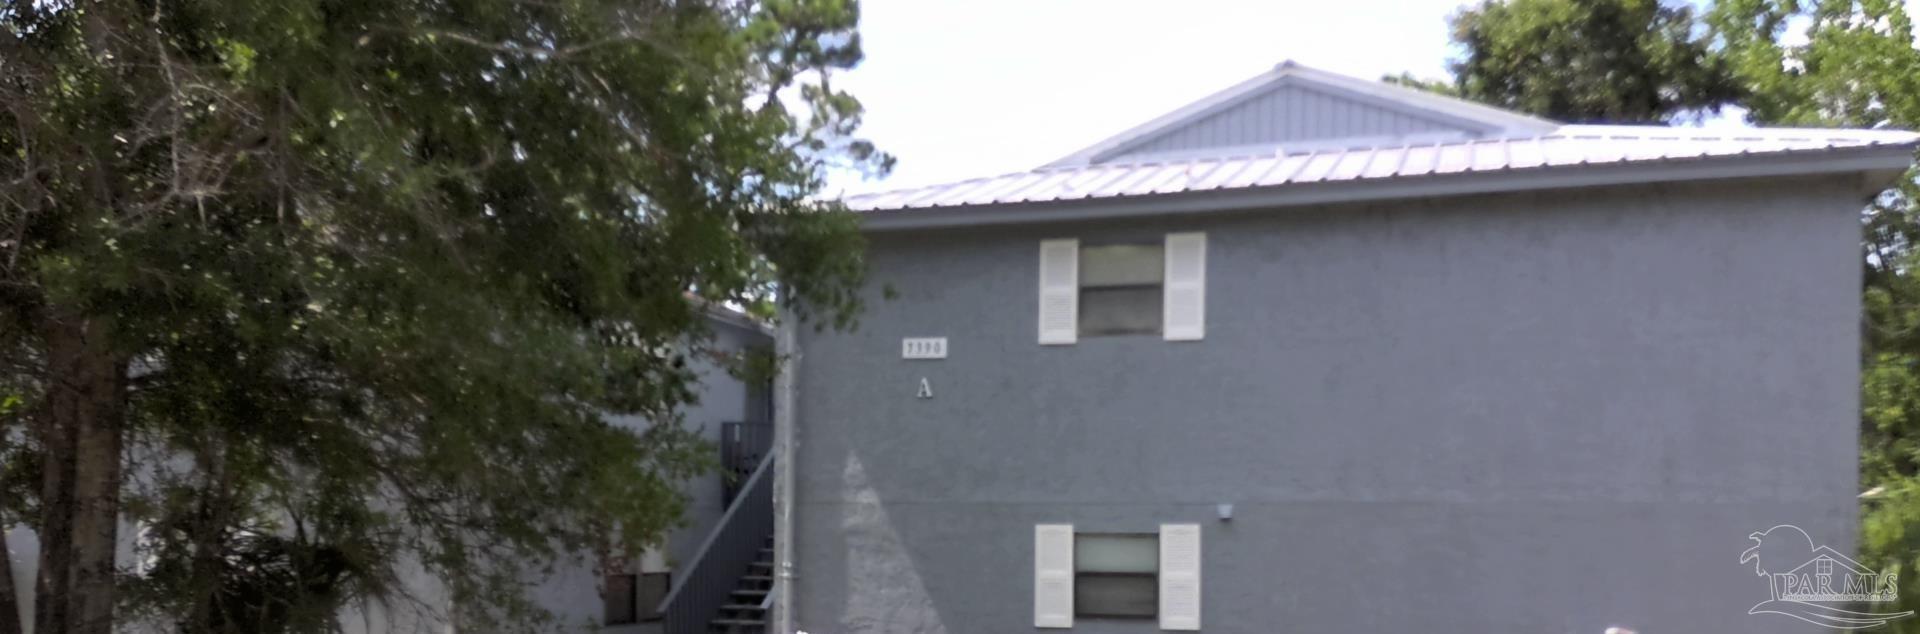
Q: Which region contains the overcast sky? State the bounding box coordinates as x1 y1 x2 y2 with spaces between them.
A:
825 0 1920 197
827 0 1489 196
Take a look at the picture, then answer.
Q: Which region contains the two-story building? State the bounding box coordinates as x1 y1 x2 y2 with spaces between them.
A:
649 62 1918 634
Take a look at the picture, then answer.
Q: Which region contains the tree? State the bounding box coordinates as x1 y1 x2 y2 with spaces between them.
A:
0 0 885 632
1446 0 1745 122
1710 0 1920 286
1379 72 1460 98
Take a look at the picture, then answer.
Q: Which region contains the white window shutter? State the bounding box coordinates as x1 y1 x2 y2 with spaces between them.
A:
1159 524 1202 630
1038 239 1079 345
1034 524 1075 628
1163 233 1206 341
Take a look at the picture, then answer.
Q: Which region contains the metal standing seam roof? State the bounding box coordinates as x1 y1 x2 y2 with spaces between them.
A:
844 125 1920 213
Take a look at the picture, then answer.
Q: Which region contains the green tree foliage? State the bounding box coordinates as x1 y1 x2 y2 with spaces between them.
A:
1447 0 1745 122
1379 72 1461 97
0 0 885 631
1711 0 1920 285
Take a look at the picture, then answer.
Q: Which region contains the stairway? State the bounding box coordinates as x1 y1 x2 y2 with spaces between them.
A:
707 535 775 633
659 454 775 634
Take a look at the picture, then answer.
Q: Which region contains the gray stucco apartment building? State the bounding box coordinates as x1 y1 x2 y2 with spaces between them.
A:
764 62 1920 634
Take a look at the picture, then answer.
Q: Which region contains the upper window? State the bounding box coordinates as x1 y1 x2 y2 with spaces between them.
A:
1817 560 1834 576
1038 233 1205 345
1078 244 1164 337
1074 533 1158 619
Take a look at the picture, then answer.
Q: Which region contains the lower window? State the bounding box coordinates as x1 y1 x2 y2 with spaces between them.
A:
605 572 670 624
1074 533 1158 618
605 573 638 625
636 572 670 622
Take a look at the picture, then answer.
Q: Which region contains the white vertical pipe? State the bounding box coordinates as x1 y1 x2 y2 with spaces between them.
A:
772 308 799 634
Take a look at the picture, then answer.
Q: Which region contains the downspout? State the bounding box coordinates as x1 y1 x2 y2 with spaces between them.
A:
772 309 800 634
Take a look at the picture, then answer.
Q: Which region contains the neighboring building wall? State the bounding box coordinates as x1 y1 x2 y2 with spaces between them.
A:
530 316 772 633
792 177 1865 634
668 317 774 586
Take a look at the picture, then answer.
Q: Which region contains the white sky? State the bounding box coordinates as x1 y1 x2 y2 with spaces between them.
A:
827 0 1488 196
825 0 1920 197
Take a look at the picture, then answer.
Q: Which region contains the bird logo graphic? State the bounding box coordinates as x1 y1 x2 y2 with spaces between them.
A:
1741 524 1911 630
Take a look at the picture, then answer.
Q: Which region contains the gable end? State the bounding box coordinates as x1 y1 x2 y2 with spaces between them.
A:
1100 80 1486 162
1046 61 1560 168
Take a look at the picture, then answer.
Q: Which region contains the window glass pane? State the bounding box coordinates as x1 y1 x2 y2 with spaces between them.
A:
1080 244 1163 287
1076 534 1157 573
1080 287 1162 336
1075 574 1157 617
604 573 637 625
636 572 670 621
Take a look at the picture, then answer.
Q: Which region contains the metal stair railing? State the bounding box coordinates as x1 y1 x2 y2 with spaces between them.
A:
659 451 775 634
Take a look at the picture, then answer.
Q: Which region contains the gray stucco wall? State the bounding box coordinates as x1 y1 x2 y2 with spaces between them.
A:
666 318 773 571
792 177 1867 634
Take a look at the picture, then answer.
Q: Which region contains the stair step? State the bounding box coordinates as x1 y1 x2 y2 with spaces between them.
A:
712 618 766 626
731 588 769 597
748 561 772 569
721 603 766 611
740 575 773 582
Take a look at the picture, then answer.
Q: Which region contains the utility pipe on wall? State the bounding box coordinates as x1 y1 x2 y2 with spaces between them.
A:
772 309 800 634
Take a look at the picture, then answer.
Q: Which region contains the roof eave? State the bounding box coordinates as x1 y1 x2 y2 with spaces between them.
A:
706 307 775 338
858 145 1916 232
687 295 776 338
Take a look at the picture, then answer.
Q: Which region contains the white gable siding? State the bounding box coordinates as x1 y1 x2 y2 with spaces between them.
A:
1042 62 1561 168
1101 84 1476 162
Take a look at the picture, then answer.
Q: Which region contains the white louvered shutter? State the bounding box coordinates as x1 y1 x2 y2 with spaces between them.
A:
1163 233 1207 341
1159 524 1202 630
1035 524 1075 628
1038 239 1079 345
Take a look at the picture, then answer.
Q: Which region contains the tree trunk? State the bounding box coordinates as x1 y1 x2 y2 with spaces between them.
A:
34 315 125 634
1 537 21 634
